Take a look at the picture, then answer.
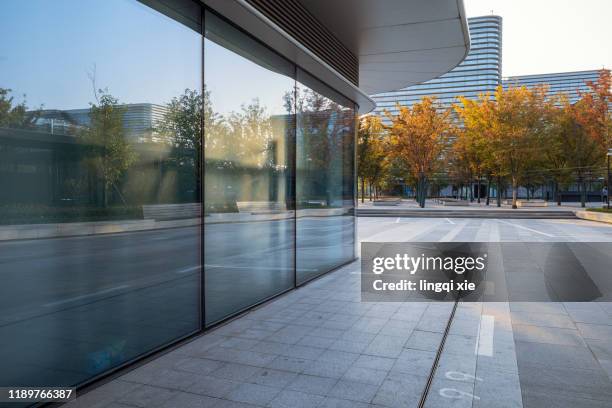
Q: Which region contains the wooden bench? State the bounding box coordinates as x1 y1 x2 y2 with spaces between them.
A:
142 203 201 220
236 201 285 214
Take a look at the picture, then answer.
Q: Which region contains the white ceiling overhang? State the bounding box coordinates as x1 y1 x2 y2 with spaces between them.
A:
205 0 470 112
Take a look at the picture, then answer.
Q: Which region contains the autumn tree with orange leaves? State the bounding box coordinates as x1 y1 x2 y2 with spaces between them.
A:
384 97 454 208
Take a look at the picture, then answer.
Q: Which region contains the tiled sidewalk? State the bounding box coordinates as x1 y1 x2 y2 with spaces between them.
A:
64 217 612 408
64 261 465 408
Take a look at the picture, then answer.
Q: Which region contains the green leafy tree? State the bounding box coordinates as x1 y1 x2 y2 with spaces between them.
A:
79 91 137 207
0 88 39 128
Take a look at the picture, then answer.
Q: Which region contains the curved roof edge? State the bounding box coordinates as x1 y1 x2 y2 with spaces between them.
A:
204 0 470 113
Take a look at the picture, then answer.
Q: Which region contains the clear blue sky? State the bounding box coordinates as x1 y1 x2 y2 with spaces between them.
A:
0 0 201 110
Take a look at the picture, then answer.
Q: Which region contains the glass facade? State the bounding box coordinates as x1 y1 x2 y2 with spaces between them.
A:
371 16 503 114
503 70 607 104
0 0 356 393
296 71 356 283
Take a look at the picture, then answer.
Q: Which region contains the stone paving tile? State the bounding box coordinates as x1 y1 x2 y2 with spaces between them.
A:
353 355 396 371
268 389 325 408
514 341 601 370
297 335 336 349
316 350 360 365
173 357 225 376
285 374 337 395
318 396 372 408
327 339 369 353
510 311 576 329
517 362 612 401
576 322 612 340
521 388 611 408
373 372 426 408
116 384 176 407
425 377 474 408
225 383 281 406
404 330 444 352
341 365 387 386
209 362 261 382
185 374 240 399
472 368 522 408
302 360 352 379
363 334 407 358
327 379 379 403
159 391 222 408
512 324 586 346
266 355 313 373
248 368 297 388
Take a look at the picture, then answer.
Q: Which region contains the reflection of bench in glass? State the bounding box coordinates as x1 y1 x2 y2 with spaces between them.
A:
236 201 285 214
306 200 326 207
373 198 401 206
439 198 469 206
516 199 548 208
142 203 201 220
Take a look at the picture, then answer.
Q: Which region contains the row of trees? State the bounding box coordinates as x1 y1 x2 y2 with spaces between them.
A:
358 70 612 208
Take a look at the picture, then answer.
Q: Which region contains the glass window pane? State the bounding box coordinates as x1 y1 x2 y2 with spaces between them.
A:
0 0 202 388
203 10 295 324
295 69 356 284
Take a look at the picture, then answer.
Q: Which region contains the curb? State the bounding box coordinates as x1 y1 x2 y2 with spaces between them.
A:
574 210 612 224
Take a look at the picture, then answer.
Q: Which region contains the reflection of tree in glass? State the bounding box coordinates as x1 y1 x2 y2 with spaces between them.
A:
287 86 354 206
156 88 203 202
0 88 39 128
78 91 137 207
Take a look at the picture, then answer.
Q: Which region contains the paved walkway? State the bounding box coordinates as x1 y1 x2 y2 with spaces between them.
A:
358 199 606 212
65 217 612 408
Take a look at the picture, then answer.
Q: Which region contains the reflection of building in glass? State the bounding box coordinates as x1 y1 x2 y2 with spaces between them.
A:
371 16 502 115
35 103 168 142
503 69 610 104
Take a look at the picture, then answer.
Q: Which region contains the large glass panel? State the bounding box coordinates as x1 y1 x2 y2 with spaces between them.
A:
295 70 356 284
0 0 201 389
203 10 295 324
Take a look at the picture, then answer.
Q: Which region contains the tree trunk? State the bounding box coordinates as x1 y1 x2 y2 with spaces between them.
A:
369 182 372 201
512 176 518 209
580 177 586 208
555 181 562 206
417 173 427 208
496 176 502 207
361 178 365 203
477 174 481 204
486 178 491 206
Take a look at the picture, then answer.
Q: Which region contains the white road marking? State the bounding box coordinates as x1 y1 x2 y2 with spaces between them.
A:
497 220 555 237
44 285 130 307
476 314 495 357
445 218 455 225
439 221 464 242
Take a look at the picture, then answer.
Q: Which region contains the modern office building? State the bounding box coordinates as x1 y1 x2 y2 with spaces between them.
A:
371 15 502 116
0 0 469 398
503 69 609 104
35 104 169 141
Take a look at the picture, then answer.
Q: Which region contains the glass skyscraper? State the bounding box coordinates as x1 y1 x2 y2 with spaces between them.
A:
371 15 502 115
503 69 608 104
